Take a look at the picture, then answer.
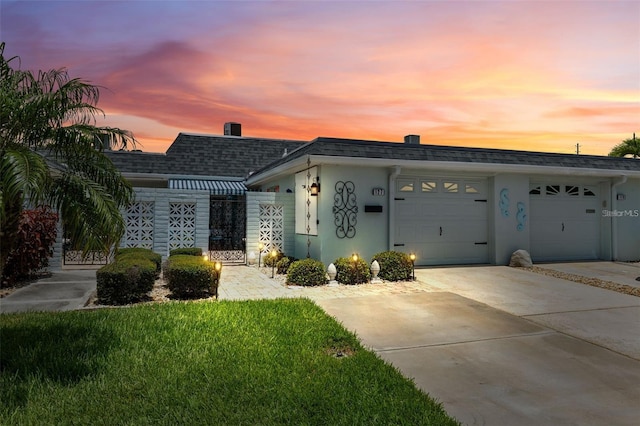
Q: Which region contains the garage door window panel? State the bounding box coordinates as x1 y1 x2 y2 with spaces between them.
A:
398 179 415 192
443 182 459 193
421 181 437 193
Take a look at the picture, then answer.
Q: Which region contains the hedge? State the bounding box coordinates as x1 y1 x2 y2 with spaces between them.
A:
169 247 203 257
116 247 162 276
97 256 156 305
164 255 220 299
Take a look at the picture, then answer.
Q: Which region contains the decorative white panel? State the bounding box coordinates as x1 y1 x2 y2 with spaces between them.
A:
259 203 284 253
124 201 155 249
169 202 196 250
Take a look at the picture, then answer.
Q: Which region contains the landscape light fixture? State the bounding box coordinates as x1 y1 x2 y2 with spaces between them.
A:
271 249 277 278
212 262 222 298
351 253 358 263
409 253 416 281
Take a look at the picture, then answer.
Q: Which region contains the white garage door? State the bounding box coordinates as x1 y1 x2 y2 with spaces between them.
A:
529 183 600 261
394 177 489 265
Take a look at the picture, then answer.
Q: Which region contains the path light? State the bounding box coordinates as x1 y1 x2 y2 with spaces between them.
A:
202 251 209 262
212 262 222 299
409 253 416 281
271 249 277 278
351 253 359 262
258 242 264 267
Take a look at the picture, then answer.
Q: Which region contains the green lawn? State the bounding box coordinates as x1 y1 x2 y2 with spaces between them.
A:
0 299 459 425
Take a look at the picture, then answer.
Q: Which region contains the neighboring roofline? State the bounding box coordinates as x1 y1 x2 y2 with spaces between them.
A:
169 131 308 147
122 172 245 181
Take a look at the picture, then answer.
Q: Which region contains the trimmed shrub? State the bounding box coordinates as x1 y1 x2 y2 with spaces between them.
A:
116 247 162 276
333 257 371 285
164 255 220 298
2 207 59 285
97 256 156 305
169 247 203 257
286 258 326 287
276 256 295 275
263 250 284 268
372 251 413 281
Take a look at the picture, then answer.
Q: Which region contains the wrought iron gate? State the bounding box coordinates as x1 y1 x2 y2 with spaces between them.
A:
208 195 246 263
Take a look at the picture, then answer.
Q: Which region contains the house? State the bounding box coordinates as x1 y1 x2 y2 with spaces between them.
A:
53 124 640 269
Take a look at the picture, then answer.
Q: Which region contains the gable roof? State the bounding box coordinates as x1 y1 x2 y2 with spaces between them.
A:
246 137 640 184
106 132 306 178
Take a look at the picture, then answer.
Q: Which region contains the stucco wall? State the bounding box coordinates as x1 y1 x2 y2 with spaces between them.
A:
492 174 530 265
315 165 390 266
612 177 640 261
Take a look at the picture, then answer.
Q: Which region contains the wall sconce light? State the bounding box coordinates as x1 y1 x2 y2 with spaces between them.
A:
310 178 320 196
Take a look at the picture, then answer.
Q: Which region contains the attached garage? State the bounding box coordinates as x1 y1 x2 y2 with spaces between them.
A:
529 182 601 261
394 177 489 265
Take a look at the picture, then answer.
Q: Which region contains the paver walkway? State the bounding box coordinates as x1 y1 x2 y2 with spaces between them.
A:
218 265 432 301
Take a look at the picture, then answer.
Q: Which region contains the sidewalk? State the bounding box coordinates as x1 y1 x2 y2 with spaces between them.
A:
0 270 97 314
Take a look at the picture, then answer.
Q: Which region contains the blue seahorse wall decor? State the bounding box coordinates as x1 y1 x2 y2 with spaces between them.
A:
499 188 509 217
516 201 527 231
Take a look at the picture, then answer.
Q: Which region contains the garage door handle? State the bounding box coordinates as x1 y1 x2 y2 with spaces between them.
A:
394 243 405 247
439 226 442 236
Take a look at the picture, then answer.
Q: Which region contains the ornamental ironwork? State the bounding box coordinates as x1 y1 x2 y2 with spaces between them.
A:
209 195 246 263
333 181 357 238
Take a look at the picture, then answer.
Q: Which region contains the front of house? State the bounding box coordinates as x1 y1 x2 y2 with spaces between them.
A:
51 125 640 269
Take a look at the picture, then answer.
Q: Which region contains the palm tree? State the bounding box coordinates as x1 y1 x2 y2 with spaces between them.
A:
0 42 136 279
608 134 639 158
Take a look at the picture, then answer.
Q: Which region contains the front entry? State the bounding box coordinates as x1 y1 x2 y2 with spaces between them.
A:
209 195 246 263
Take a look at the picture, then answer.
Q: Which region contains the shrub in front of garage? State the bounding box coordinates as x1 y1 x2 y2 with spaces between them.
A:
286 258 326 286
333 257 371 285
372 251 413 281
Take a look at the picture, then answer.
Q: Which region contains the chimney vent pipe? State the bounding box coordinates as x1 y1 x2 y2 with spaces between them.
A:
404 134 420 144
224 122 242 136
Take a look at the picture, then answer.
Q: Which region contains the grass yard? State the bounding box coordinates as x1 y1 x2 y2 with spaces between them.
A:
0 299 459 425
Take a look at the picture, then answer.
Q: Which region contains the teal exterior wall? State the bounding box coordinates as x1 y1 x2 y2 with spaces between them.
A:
491 174 531 264
314 165 390 267
612 178 640 261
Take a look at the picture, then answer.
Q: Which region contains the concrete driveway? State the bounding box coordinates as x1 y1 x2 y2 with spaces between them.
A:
316 263 640 426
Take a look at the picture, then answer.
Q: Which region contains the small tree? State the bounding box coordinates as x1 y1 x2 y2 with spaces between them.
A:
2 207 58 285
608 134 639 158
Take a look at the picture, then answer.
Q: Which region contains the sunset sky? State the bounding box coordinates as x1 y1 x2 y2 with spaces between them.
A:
1 0 638 155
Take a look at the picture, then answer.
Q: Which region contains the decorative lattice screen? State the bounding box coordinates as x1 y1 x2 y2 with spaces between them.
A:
259 204 283 253
169 202 196 250
124 201 155 249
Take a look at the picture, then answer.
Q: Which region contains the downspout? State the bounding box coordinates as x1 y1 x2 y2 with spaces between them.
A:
611 175 627 261
388 166 402 251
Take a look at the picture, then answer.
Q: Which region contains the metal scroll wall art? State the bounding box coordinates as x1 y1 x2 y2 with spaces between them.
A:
333 181 358 238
